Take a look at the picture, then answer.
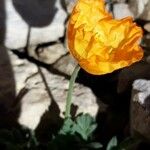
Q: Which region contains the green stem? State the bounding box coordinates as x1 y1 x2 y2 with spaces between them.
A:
27 130 38 148
65 65 80 118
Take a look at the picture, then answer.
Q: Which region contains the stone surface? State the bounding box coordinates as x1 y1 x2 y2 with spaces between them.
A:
143 34 150 48
117 62 150 94
18 88 50 130
65 0 77 13
9 50 38 93
111 0 126 2
28 43 67 64
26 42 77 76
8 50 98 130
144 23 150 32
113 3 134 19
140 0 150 21
131 79 150 141
132 79 150 104
0 46 16 113
129 0 149 19
53 53 77 76
4 0 67 49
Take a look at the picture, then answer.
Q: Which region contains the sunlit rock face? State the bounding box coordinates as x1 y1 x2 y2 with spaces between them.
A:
129 0 150 20
3 0 67 49
131 79 150 141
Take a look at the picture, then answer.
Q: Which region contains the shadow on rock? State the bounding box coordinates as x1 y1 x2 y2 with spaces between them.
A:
77 61 150 146
0 45 18 128
0 0 5 44
0 0 19 128
12 0 57 27
35 67 63 142
77 68 129 145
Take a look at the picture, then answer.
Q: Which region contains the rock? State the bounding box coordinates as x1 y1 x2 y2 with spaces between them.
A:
65 0 77 13
131 79 150 141
53 53 77 76
28 43 67 64
143 34 150 48
140 0 150 21
117 62 150 94
132 79 150 104
111 0 126 2
129 0 149 20
0 0 5 45
0 46 16 113
9 50 38 93
39 68 98 117
113 3 134 19
18 88 50 130
18 67 98 130
144 23 150 32
9 51 98 130
26 42 76 76
4 0 67 49
146 56 150 64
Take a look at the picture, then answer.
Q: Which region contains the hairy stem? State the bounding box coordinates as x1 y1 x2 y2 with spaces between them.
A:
65 65 80 118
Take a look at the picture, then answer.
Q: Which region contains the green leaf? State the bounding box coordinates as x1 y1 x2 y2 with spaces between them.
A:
106 136 118 150
87 142 103 149
73 114 97 141
59 118 74 135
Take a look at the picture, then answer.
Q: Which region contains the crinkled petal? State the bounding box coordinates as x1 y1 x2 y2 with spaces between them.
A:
67 0 143 75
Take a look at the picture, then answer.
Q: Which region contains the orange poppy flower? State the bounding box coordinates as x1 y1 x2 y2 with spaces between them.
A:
67 0 143 75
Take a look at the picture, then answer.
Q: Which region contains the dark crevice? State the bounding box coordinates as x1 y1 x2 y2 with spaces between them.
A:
11 49 70 80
